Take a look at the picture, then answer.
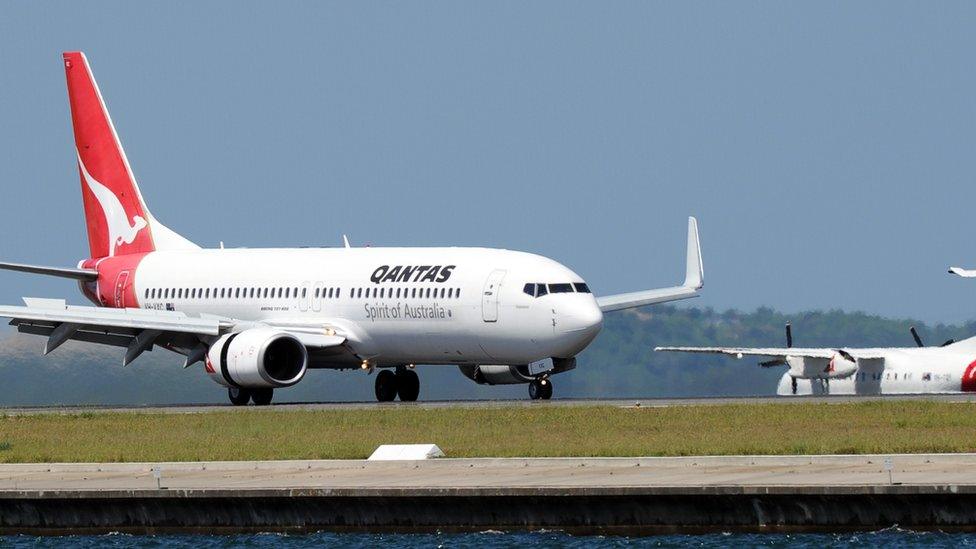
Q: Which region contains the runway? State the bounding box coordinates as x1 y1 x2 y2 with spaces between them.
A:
2 392 976 415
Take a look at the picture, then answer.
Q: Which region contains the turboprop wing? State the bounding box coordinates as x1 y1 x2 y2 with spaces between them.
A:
596 217 703 312
653 346 887 360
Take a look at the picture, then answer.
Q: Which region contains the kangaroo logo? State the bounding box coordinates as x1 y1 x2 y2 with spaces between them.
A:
77 152 148 257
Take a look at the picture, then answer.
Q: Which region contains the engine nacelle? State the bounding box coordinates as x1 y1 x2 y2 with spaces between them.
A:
458 358 577 385
786 352 857 380
458 364 535 385
205 328 307 388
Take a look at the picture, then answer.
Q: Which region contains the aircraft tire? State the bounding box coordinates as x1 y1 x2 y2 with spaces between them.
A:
251 388 274 406
375 370 398 402
540 378 553 400
228 387 252 406
396 369 420 402
528 380 542 400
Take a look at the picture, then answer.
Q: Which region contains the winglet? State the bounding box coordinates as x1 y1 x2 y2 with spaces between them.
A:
949 267 976 278
683 217 703 289
595 216 704 312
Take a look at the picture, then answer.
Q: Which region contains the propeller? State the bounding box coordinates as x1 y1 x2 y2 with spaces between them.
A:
759 322 792 368
910 326 924 347
910 325 954 347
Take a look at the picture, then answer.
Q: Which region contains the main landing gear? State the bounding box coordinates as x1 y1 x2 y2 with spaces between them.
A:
228 387 274 406
529 378 553 400
375 367 420 402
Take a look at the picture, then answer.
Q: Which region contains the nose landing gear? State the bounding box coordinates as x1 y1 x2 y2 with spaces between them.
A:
529 377 553 400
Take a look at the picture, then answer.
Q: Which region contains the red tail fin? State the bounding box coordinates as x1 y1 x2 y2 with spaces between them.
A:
64 51 155 259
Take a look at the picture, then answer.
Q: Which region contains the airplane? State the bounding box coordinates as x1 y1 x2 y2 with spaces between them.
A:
655 322 976 396
0 52 705 406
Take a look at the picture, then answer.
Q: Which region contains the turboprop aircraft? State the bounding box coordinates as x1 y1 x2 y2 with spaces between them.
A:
0 52 704 405
656 323 976 396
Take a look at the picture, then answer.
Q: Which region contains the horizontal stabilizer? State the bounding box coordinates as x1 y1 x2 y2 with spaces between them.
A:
0 261 97 281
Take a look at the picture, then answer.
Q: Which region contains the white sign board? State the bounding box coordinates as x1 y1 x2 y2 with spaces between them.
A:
368 444 445 461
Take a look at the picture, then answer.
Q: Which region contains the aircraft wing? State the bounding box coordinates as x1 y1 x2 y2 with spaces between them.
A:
949 267 976 278
597 217 703 312
654 346 887 360
1 297 235 366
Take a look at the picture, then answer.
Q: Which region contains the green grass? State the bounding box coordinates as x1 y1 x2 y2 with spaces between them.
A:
1 401 975 462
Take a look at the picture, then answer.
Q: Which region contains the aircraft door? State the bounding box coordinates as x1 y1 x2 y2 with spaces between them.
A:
312 282 323 312
299 281 311 312
482 269 507 322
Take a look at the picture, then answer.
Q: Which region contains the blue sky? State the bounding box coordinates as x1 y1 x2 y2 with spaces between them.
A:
2 2 976 323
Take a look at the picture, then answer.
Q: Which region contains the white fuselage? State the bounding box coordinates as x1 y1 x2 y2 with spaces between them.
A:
116 247 604 368
779 346 976 395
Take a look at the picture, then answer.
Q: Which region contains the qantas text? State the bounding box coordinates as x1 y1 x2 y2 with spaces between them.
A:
370 265 456 284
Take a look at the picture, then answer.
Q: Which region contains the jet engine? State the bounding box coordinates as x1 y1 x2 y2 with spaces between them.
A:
786 352 857 380
205 328 307 388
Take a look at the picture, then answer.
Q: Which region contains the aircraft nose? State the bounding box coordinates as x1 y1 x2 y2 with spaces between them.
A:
560 301 604 339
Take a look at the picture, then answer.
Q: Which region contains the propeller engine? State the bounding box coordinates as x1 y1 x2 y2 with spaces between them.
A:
758 322 856 395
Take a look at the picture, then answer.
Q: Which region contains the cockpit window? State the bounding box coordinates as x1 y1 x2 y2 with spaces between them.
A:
548 283 574 294
573 282 591 294
523 283 536 297
535 284 548 297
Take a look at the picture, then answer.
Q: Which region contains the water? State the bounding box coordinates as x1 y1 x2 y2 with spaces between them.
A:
4 530 976 548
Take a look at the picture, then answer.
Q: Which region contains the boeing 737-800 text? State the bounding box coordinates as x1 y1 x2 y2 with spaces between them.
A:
0 52 704 405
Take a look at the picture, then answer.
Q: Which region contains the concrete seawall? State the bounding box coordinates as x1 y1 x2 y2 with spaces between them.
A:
3 455 976 534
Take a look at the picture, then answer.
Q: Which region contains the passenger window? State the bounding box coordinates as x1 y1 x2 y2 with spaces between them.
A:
315 288 320 299
548 283 574 293
235 288 240 299
456 288 461 299
302 288 307 299
573 283 591 294
380 288 385 299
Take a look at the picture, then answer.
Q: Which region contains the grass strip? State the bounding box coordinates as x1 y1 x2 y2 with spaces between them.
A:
0 400 974 462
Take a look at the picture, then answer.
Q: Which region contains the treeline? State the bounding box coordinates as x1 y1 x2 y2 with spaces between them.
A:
0 307 973 405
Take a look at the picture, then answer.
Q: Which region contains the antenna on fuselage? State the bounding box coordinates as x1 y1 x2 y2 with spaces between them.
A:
342 234 351 248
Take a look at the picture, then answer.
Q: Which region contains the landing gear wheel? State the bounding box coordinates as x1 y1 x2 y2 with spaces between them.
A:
396 369 420 402
375 370 398 402
228 387 252 406
529 379 553 400
251 388 274 406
